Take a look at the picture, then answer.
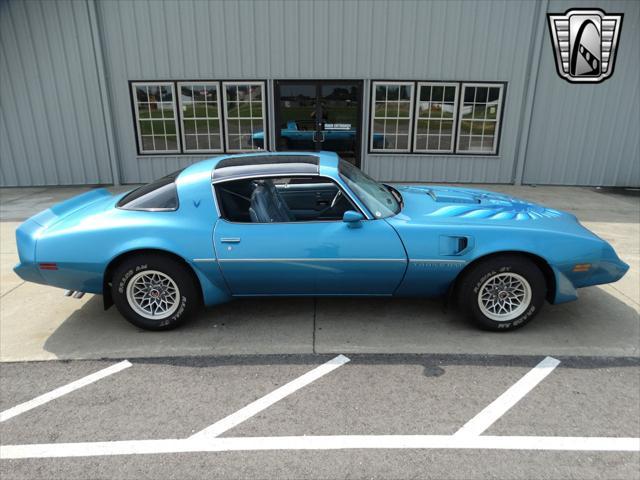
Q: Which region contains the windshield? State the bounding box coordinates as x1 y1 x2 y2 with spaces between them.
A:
338 160 400 218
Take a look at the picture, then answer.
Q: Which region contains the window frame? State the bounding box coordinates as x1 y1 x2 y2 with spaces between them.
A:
222 81 268 153
131 81 181 155
368 80 507 157
177 81 224 154
213 174 366 224
369 81 415 153
130 79 269 156
413 82 460 154
455 83 504 155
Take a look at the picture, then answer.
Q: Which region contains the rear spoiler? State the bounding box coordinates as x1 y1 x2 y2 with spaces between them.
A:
30 188 112 229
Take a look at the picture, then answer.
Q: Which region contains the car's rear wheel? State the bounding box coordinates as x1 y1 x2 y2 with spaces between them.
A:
456 255 546 331
111 254 200 330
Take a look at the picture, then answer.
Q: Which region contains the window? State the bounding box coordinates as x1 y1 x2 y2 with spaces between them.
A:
414 83 458 153
117 169 183 211
339 159 400 219
223 81 267 152
178 82 223 152
369 81 505 155
216 176 356 223
370 82 414 152
131 82 180 153
456 84 504 154
131 80 268 155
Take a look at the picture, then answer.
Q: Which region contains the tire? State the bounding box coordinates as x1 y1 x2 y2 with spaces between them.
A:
111 254 200 331
456 255 546 331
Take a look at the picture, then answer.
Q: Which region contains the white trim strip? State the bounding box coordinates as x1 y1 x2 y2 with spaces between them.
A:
410 259 467 264
217 258 406 263
454 356 560 437
0 361 132 423
2 435 638 459
189 355 350 440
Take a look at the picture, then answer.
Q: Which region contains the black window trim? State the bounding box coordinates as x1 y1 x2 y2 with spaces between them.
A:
367 80 508 157
129 79 269 157
116 170 182 212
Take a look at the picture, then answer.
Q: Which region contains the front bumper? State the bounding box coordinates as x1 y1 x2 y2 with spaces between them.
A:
551 257 630 304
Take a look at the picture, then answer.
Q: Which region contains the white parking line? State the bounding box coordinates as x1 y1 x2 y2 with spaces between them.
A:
2 435 638 459
454 356 560 437
189 354 350 440
0 360 132 423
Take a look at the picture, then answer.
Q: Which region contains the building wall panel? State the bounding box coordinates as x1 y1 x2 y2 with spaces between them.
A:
0 0 113 186
2 0 636 187
97 0 538 184
522 0 640 186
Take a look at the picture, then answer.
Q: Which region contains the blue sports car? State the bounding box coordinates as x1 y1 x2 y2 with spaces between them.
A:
14 152 628 331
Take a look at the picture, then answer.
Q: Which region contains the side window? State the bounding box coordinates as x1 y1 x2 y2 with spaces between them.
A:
117 169 183 211
216 176 357 223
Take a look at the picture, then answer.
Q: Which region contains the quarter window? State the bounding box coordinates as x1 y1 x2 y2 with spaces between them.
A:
117 169 183 211
456 84 504 154
414 83 459 153
223 81 267 152
131 82 180 153
370 82 414 152
178 82 223 152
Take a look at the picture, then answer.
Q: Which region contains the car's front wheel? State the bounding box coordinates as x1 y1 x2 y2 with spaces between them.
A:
111 254 200 330
456 255 546 331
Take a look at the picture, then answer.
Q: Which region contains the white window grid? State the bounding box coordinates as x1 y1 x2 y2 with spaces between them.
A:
177 82 224 153
131 82 181 154
413 82 459 153
370 81 415 153
456 83 504 155
222 81 267 153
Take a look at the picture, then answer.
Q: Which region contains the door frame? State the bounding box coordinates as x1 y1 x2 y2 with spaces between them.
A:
273 79 364 168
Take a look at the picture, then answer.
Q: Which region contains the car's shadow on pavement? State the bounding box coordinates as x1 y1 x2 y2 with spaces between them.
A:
41 285 639 360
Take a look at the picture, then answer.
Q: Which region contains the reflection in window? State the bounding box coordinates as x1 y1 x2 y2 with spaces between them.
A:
370 82 414 152
131 82 180 153
414 83 458 152
178 83 223 152
457 84 503 154
223 82 266 152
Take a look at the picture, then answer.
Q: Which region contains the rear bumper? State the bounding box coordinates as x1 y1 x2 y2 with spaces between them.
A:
13 262 46 285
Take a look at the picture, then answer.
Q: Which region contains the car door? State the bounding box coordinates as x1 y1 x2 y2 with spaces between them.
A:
213 216 407 296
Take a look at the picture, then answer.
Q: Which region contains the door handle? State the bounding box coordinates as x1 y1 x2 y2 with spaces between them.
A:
220 237 241 243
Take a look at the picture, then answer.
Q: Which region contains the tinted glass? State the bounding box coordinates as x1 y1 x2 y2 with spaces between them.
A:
117 170 183 210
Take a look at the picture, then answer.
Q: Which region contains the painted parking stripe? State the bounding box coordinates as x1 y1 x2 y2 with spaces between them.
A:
0 360 132 423
190 354 350 440
454 356 560 437
2 435 638 459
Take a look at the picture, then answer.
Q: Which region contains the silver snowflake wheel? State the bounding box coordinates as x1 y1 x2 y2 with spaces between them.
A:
126 270 180 320
477 272 532 322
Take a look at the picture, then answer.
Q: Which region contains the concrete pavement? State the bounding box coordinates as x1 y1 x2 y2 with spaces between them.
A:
1 184 638 361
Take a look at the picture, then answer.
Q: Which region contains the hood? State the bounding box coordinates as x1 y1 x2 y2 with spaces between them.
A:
393 185 571 223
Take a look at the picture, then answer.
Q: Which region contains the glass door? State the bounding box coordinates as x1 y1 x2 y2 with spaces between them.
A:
275 80 362 167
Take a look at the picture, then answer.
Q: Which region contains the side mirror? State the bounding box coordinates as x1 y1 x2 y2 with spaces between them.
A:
342 210 364 228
